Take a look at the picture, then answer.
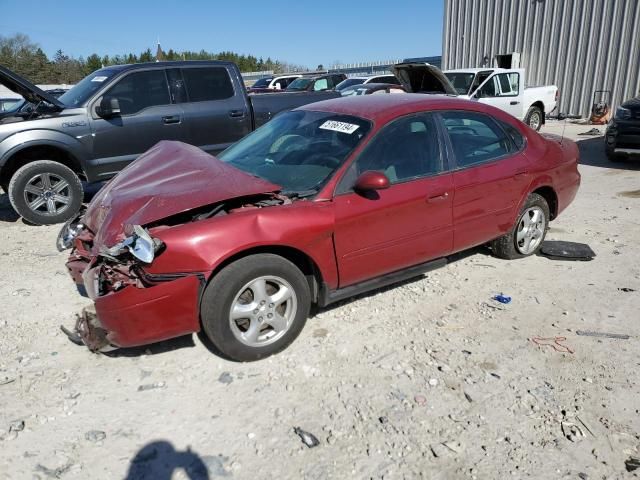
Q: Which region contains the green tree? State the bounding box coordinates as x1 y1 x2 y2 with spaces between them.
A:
139 48 153 63
85 53 102 74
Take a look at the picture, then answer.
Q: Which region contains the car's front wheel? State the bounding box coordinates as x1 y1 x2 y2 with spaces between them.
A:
200 254 311 361
491 193 549 259
8 160 83 225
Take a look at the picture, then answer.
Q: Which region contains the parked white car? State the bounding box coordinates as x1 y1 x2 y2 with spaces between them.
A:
335 74 400 91
248 75 301 93
443 68 558 130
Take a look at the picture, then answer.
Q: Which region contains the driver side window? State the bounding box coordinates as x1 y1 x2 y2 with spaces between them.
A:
478 73 519 98
352 113 443 184
104 70 170 115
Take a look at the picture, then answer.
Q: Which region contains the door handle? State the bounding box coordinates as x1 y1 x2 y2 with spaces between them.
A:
229 109 246 118
162 115 181 124
427 191 449 202
510 101 520 105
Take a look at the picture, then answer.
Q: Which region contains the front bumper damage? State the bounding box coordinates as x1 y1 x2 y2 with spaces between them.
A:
63 227 206 352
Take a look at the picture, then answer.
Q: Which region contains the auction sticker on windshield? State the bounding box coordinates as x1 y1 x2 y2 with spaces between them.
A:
91 76 108 82
320 120 360 134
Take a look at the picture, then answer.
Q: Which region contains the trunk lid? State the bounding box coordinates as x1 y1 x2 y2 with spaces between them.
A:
84 141 281 247
391 63 458 95
0 65 65 109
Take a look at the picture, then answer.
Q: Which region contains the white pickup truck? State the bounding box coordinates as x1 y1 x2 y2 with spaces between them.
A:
443 68 558 131
391 63 558 131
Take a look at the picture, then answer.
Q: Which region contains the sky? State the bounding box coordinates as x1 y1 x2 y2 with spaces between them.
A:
0 0 444 68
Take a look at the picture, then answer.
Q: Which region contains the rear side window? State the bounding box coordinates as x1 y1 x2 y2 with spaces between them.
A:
498 120 526 150
105 70 170 115
181 67 234 102
440 111 512 167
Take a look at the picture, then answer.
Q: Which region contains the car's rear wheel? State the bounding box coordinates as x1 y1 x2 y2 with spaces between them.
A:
200 254 311 361
8 160 83 225
491 193 549 259
525 106 544 131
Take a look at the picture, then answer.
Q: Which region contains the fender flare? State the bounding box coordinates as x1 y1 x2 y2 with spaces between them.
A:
0 129 89 172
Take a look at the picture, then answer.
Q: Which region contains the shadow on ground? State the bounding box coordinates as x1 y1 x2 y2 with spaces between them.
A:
576 136 640 171
125 440 227 480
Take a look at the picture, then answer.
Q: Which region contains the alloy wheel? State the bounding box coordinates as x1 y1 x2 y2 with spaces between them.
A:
23 173 71 216
516 206 546 254
228 275 298 347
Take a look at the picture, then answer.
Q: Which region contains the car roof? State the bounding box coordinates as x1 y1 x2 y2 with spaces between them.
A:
97 60 238 74
297 93 511 124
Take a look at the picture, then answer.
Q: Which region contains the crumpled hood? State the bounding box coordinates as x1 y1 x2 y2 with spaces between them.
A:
0 65 65 109
84 141 281 248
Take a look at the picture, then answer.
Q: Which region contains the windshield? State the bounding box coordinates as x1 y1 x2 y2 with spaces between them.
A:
444 72 475 95
58 68 119 107
335 78 365 91
251 77 273 88
286 78 312 91
219 110 371 194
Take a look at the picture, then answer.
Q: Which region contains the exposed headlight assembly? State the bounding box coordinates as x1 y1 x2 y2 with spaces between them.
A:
102 225 163 264
615 106 632 120
56 217 84 251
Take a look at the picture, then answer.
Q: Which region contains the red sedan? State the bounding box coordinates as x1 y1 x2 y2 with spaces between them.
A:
59 95 580 361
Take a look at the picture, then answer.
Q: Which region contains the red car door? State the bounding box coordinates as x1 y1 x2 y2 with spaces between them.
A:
333 113 454 287
439 111 531 251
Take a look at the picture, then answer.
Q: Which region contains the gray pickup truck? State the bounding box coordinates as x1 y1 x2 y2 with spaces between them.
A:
0 61 339 224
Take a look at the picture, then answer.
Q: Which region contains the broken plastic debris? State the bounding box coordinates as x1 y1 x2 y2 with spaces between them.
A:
293 427 320 448
493 294 511 304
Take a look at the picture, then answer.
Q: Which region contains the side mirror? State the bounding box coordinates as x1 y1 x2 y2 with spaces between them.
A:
354 171 390 192
97 97 120 118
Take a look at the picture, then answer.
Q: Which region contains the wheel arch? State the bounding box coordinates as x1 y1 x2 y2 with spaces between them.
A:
531 185 558 220
0 142 84 188
528 101 546 124
204 245 325 305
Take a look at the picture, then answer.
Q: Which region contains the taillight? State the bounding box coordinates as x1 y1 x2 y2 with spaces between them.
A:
555 89 559 101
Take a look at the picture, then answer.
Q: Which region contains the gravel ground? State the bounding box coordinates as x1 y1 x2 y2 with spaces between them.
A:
0 122 639 480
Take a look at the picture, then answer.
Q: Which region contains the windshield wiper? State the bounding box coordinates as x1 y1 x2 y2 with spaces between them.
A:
281 189 316 199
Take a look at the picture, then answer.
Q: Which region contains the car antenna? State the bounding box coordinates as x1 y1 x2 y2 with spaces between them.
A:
560 113 567 144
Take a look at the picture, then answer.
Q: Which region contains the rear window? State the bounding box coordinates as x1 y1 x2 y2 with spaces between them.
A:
181 67 234 102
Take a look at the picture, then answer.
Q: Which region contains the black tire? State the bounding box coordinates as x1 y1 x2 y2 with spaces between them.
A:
200 254 311 362
8 160 83 225
524 106 544 131
491 193 550 260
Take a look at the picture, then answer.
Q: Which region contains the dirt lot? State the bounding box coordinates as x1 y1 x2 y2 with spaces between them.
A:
0 123 639 480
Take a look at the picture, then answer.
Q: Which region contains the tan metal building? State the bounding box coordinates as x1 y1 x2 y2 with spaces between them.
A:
442 0 640 117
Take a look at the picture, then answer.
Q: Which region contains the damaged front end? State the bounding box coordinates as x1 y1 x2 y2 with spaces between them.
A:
59 191 294 352
60 220 197 352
